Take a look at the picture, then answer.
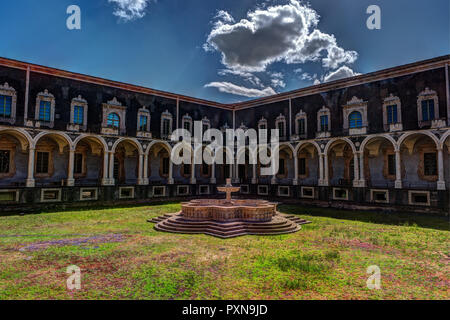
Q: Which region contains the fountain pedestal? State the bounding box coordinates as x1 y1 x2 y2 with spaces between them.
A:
149 179 310 238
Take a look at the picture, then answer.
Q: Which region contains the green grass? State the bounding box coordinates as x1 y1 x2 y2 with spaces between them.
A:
0 202 448 300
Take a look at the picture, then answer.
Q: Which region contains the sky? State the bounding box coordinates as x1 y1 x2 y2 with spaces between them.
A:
0 0 449 103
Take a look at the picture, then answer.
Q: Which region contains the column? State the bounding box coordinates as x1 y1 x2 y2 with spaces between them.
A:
67 149 75 186
101 152 109 185
234 162 239 183
318 153 324 186
359 152 366 187
324 154 329 186
437 148 446 190
210 163 216 184
395 150 402 189
293 156 298 185
168 158 174 184
353 153 360 187
251 164 257 184
137 153 144 185
26 147 35 187
108 152 115 185
189 161 195 184
143 154 149 185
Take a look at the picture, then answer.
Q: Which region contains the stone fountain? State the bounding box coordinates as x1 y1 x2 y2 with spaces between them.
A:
149 179 310 238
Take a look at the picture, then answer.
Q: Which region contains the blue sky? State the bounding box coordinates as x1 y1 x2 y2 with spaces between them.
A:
0 0 448 103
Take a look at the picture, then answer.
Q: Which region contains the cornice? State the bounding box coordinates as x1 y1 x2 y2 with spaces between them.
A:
0 55 449 111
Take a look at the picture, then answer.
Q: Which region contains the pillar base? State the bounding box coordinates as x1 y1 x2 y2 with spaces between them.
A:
137 178 146 185
101 178 112 186
270 177 277 184
293 179 298 185
26 179 35 188
437 181 446 190
394 180 402 189
251 178 258 184
168 178 174 184
318 179 329 187
66 178 75 187
353 180 364 187
210 178 216 184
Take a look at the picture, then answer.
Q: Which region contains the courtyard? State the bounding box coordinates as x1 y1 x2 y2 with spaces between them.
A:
0 203 448 300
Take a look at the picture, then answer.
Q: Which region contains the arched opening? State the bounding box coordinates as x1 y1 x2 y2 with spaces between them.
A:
325 139 357 187
276 144 294 183
296 142 320 186
33 132 72 186
147 141 171 183
112 139 141 185
0 130 32 187
360 136 398 188
398 132 439 188
73 136 107 185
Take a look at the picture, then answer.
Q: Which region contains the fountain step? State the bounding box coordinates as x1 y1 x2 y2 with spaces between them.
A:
154 214 301 238
159 220 298 234
155 222 300 239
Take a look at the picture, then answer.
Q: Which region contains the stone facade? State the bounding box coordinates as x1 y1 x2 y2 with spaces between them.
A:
0 55 449 215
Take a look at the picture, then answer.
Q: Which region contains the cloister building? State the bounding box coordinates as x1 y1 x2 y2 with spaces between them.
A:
0 55 449 214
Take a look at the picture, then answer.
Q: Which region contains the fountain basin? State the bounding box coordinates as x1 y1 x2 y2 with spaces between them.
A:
181 199 277 222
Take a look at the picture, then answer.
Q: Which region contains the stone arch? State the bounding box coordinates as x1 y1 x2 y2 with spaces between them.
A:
324 137 357 156
111 137 144 154
0 127 33 151
279 142 295 159
294 140 321 156
360 134 398 152
145 140 171 157
397 130 439 149
33 131 73 152
439 129 450 150
73 134 108 152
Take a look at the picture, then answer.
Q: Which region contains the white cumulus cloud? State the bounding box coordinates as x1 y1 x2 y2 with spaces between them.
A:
323 66 361 82
204 82 276 98
108 0 150 21
204 0 358 73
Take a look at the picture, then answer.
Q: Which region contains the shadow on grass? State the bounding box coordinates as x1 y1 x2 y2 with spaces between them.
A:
278 204 450 231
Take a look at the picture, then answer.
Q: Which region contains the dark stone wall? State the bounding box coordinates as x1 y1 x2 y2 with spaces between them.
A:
235 100 290 140
234 67 447 139
0 66 27 123
27 72 179 138
179 101 232 132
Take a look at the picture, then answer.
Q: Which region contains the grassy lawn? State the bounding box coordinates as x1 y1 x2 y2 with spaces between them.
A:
0 202 448 300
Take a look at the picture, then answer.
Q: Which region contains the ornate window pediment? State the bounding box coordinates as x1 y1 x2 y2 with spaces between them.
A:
417 88 442 128
275 114 286 140
181 113 193 134
220 122 230 132
258 117 268 142
382 94 402 132
67 95 88 132
101 97 126 135
316 106 331 138
137 106 151 138
34 89 55 128
160 110 173 139
342 97 367 135
238 122 247 130
294 110 307 140
0 82 17 125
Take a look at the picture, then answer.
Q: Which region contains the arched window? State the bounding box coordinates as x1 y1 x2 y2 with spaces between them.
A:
107 113 120 128
349 111 362 128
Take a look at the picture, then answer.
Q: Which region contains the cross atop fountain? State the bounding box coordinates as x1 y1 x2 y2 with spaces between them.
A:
217 178 241 203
